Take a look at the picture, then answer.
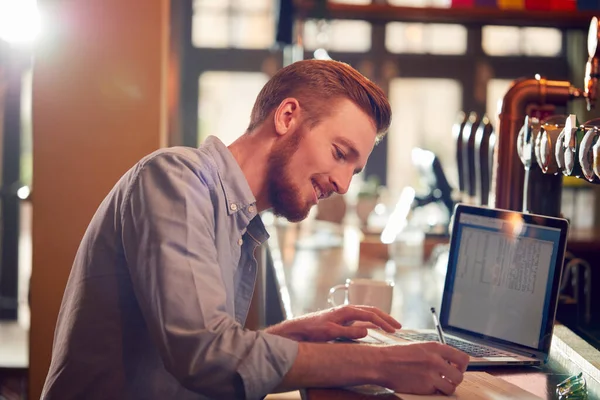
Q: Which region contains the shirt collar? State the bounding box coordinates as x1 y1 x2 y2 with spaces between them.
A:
202 136 257 217
246 215 270 245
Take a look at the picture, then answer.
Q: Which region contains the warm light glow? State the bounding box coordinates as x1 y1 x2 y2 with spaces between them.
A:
313 48 332 60
411 147 435 168
508 213 525 237
0 0 41 45
380 186 416 244
17 186 30 200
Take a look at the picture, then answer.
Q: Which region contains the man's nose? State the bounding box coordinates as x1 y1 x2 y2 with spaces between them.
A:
331 167 354 195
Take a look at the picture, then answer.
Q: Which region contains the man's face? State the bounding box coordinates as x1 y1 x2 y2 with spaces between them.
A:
267 98 378 222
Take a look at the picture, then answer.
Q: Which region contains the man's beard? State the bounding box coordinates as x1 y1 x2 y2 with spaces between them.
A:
266 131 312 222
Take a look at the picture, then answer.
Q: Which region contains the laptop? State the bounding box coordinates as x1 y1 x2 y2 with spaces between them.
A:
366 204 569 367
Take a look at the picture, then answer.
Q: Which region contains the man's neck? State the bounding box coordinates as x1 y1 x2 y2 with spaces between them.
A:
228 131 274 212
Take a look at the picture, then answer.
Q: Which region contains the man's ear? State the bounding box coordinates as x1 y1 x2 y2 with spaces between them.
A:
273 98 301 136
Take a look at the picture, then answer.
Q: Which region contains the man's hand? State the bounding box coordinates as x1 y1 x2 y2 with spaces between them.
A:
377 342 470 395
264 305 401 342
276 339 470 396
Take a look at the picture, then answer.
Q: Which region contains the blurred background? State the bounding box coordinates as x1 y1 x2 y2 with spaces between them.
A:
2 0 600 398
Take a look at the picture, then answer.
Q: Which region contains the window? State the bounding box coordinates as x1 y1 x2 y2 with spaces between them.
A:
386 23 467 54
302 19 371 52
387 78 462 198
486 79 513 129
482 26 562 57
198 71 268 145
521 27 563 57
184 2 570 214
192 0 274 49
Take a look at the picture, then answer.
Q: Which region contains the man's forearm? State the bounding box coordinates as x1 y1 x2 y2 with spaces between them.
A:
275 341 382 391
271 331 471 396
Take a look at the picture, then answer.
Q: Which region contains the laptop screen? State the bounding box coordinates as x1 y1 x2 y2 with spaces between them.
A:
441 205 568 352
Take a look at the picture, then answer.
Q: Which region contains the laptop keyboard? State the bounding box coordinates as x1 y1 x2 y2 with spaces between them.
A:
392 332 507 358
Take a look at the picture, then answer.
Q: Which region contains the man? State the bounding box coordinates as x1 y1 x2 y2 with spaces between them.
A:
43 59 469 399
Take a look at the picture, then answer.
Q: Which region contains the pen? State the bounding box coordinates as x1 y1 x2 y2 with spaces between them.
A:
430 307 446 345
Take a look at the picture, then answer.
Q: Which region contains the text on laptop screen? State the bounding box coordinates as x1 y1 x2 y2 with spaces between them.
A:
446 213 562 349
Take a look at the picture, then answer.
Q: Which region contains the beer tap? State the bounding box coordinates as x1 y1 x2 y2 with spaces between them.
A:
593 136 600 180
474 116 495 206
561 114 584 178
462 112 480 205
452 112 468 201
586 17 600 111
493 77 582 213
555 121 569 174
536 116 565 175
518 116 563 215
492 16 600 212
579 119 600 183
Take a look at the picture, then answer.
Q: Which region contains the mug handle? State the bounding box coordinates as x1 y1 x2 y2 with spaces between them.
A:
328 284 347 307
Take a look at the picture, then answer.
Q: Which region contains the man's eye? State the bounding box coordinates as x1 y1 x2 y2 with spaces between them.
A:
333 147 345 161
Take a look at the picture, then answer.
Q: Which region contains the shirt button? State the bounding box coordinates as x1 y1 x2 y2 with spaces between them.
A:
248 205 255 213
238 238 243 246
230 203 237 211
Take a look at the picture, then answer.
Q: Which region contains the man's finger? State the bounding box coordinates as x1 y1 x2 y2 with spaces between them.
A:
435 356 464 386
328 324 369 340
349 321 380 330
334 307 397 333
437 344 470 373
351 305 402 329
433 373 459 396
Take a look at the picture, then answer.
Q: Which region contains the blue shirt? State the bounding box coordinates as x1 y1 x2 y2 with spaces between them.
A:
42 136 299 399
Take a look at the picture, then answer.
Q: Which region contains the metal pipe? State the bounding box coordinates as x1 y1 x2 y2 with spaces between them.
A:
492 77 582 211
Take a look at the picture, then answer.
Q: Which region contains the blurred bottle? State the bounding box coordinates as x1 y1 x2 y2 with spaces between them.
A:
451 0 474 6
498 0 525 8
526 0 550 9
550 0 575 10
577 0 600 10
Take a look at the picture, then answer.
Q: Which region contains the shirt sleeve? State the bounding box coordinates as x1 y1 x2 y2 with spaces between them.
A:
120 152 298 400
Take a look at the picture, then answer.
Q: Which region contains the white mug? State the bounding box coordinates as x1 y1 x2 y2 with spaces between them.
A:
328 278 394 314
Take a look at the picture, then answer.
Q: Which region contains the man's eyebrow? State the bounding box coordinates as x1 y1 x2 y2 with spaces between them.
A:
335 137 363 175
337 137 360 159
